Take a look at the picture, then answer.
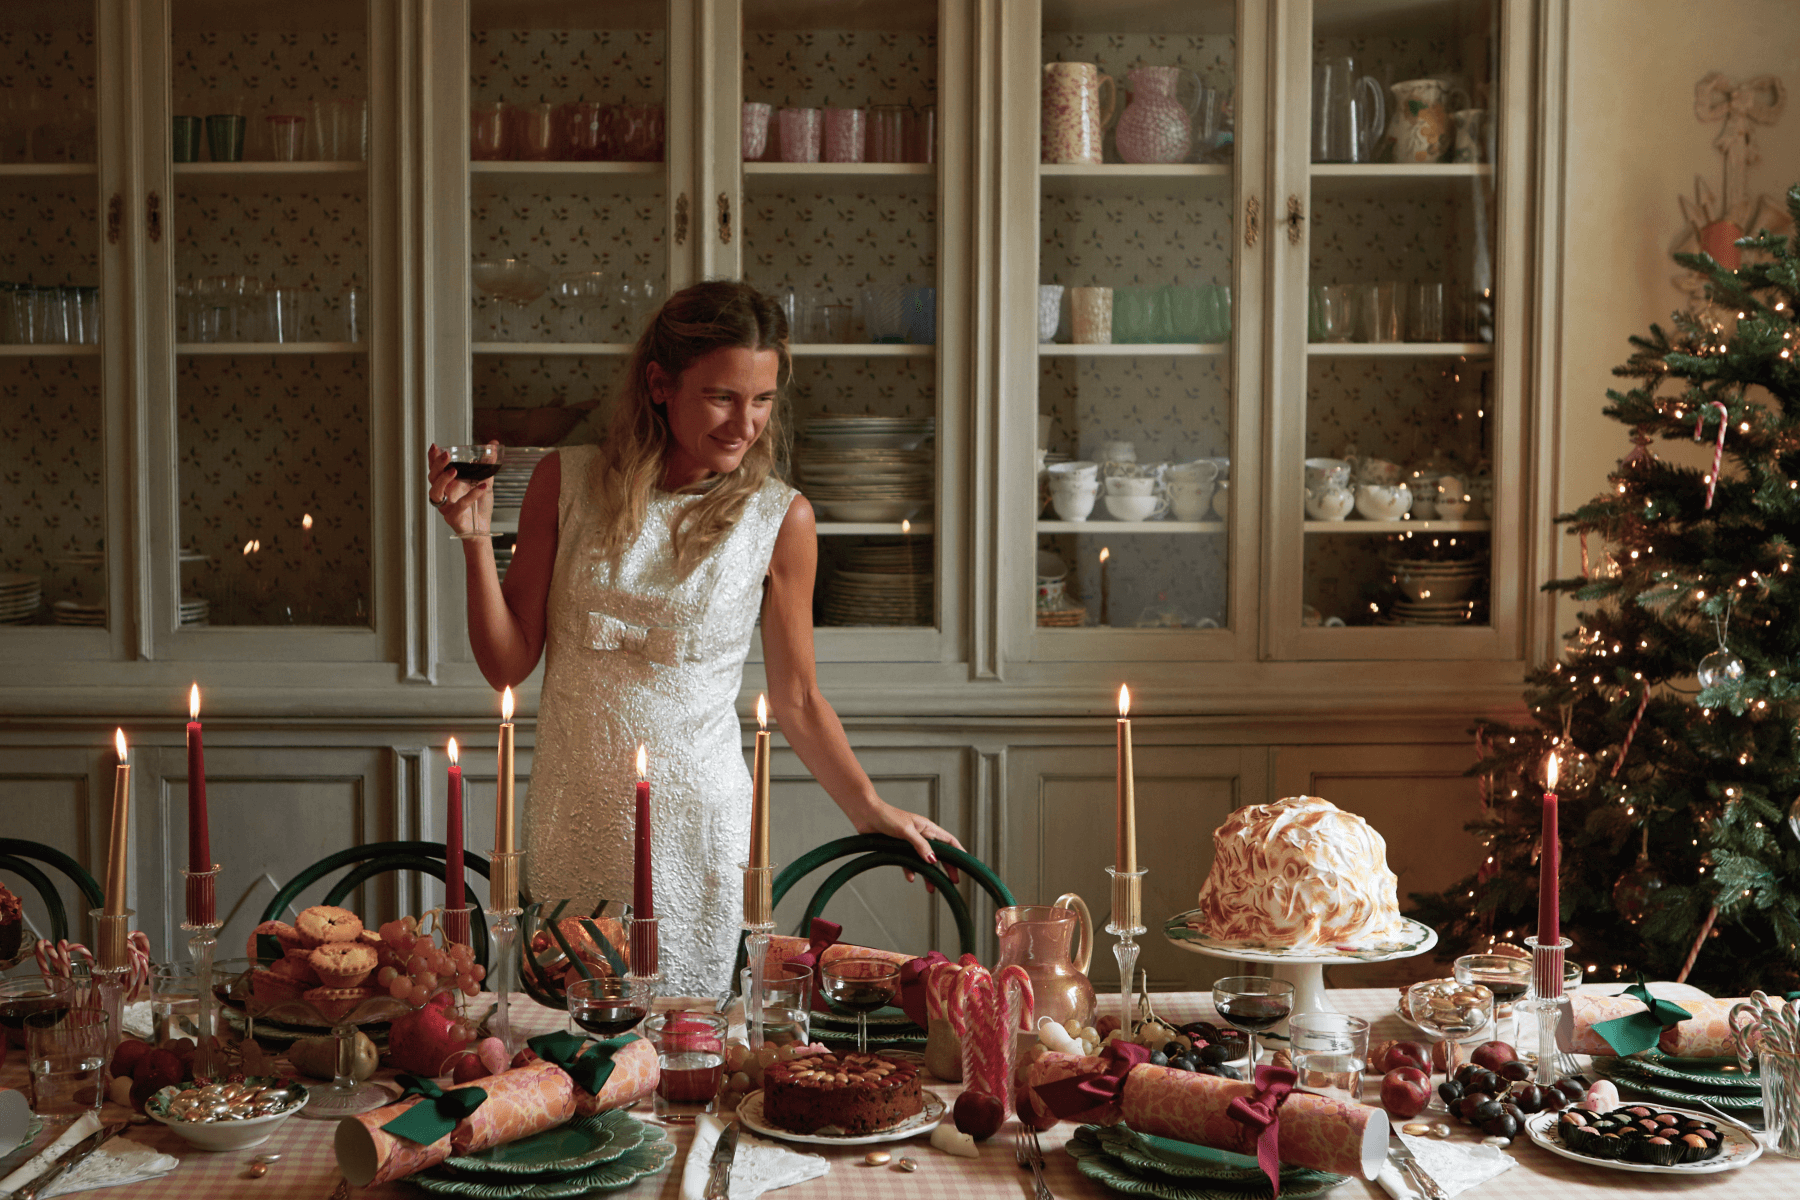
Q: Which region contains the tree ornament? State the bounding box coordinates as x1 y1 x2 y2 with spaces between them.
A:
1698 650 1746 688
1694 401 1730 509
1622 427 1657 471
1612 855 1666 925
1556 749 1599 793
1788 795 1800 842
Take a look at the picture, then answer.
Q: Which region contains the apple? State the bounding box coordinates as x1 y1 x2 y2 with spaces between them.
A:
1379 1067 1431 1119
1371 1039 1430 1074
449 1050 492 1084
953 1090 1005 1141
1469 1041 1518 1072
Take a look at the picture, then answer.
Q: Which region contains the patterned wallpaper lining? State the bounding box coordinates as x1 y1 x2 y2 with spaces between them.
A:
0 358 105 614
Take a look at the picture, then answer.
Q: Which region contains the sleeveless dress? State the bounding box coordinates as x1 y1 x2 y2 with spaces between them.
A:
525 444 798 996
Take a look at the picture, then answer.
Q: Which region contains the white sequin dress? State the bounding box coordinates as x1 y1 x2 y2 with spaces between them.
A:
525 445 798 996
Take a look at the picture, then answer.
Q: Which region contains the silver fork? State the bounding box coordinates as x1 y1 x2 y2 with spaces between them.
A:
1014 1126 1054 1200
1388 1137 1446 1200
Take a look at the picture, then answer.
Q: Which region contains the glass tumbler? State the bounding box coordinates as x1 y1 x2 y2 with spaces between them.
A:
1409 282 1447 342
1288 1011 1369 1103
777 108 822 163
1316 285 1356 342
470 101 508 160
742 102 772 161
823 107 866 163
1358 281 1400 342
26 1008 108 1124
266 113 306 161
644 1011 727 1124
908 103 936 163
867 104 908 163
205 113 245 163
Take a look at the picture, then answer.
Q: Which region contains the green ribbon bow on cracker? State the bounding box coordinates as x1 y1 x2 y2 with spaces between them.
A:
528 1030 635 1096
380 1075 488 1145
1591 976 1693 1057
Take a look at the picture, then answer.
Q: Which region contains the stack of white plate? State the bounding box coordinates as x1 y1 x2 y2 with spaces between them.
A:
0 574 41 624
179 596 210 627
52 600 106 626
802 412 935 451
493 447 554 510
821 569 933 627
796 416 934 523
1382 552 1486 625
843 539 932 575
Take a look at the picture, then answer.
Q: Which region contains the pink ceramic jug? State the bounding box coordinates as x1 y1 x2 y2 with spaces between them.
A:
1042 62 1115 165
996 894 1095 1027
1114 65 1202 164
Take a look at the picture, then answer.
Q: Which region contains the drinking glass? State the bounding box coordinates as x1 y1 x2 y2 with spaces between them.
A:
821 958 899 1054
908 103 937 164
757 964 813 1046
512 102 558 162
314 97 367 162
823 107 866 163
1112 286 1159 344
742 102 772 161
1 977 75 1053
551 271 610 341
172 115 202 162
1316 284 1355 342
1289 1011 1369 1103
339 284 364 344
205 114 245 163
1210 976 1294 1066
270 285 310 343
266 113 305 161
644 1011 726 1124
470 101 509 160
150 963 200 1043
471 258 549 341
441 444 502 539
26 1008 107 1124
1453 954 1531 1011
813 301 854 344
867 104 908 163
77 286 99 345
1408 282 1446 342
1198 284 1232 342
561 102 605 161
1358 281 1400 342
904 286 936 345
862 285 908 343
614 278 662 340
567 976 646 1038
1404 978 1494 1076
777 107 822 163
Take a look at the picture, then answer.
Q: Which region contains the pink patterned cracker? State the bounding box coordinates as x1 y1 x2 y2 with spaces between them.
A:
1568 989 1740 1057
570 1035 660 1116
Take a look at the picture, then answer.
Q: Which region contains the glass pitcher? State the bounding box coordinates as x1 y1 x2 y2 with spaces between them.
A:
996 894 1095 1028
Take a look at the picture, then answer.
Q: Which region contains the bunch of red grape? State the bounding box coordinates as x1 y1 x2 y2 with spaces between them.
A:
375 916 486 1007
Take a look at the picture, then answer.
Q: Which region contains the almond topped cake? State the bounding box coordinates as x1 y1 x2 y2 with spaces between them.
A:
762 1050 924 1136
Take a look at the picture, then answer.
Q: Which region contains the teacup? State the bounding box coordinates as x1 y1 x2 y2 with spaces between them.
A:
1104 459 1161 481
1166 459 1219 486
1211 478 1230 520
1036 576 1067 610
1354 457 1403 486
1099 439 1137 463
1050 483 1098 522
1047 460 1099 483
1304 483 1354 521
1198 456 1231 480
1435 495 1470 520
1354 482 1412 521
1105 476 1159 497
1104 493 1167 521
1304 457 1352 490
1169 480 1214 522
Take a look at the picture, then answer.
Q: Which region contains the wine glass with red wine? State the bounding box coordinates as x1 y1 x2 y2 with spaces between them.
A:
1211 975 1295 1066
0 976 76 1057
567 976 646 1038
441 444 502 539
821 958 900 1055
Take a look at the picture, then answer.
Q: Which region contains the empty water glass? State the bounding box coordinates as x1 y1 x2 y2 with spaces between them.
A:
551 271 610 341
742 102 772 161
867 104 908 163
823 107 866 163
270 285 310 343
1359 282 1400 342
1289 1012 1369 1104
338 284 364 343
777 107 822 163
266 113 306 161
470 100 508 161
1315 284 1355 343
908 103 936 164
1409 282 1446 342
863 285 908 343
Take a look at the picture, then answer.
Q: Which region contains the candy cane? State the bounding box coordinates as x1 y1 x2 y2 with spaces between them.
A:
1694 401 1730 509
1611 685 1652 779
126 931 154 1001
924 961 962 1022
951 967 1013 1112
997 964 1034 1032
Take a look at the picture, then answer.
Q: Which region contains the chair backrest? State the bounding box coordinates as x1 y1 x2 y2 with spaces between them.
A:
733 834 1015 982
259 840 492 971
0 838 104 946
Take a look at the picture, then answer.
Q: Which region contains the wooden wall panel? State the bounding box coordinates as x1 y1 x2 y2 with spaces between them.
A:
0 749 102 953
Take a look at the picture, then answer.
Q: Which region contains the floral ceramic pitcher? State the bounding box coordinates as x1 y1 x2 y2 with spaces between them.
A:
1042 62 1115 165
1113 65 1202 164
1380 78 1464 163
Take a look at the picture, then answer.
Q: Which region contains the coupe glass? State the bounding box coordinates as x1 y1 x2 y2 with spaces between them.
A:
1405 978 1494 1076
441 444 502 539
471 258 548 341
820 958 899 1054
1454 953 1532 1038
567 976 646 1038
1210 975 1294 1065
1 977 76 1053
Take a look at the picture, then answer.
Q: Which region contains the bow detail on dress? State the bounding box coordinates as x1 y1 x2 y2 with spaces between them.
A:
1032 1040 1150 1116
528 1030 635 1096
1591 975 1694 1057
381 1075 488 1145
1227 1065 1297 1197
587 610 689 666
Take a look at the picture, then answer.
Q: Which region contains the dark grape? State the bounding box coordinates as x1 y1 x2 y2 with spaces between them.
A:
1163 1041 1185 1058
1500 1060 1532 1081
1149 1051 1169 1067
1471 1099 1504 1124
1172 1056 1199 1073
1512 1085 1545 1114
1455 1063 1482 1085
1198 1043 1233 1066
1481 1113 1520 1139
1555 1077 1588 1102
1219 1065 1243 1081
1438 1080 1465 1107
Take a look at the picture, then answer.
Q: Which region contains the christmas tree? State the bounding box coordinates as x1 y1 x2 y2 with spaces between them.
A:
1410 185 1800 996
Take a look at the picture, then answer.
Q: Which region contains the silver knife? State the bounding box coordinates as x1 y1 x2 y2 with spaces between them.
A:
703 1121 740 1200
17 1123 125 1200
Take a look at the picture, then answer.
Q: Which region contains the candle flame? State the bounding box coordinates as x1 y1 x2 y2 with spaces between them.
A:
1100 547 1110 564
501 686 514 722
189 682 200 721
636 743 647 779
302 513 313 531
1545 752 1560 792
757 694 768 730
1118 684 1131 718
447 737 459 766
114 728 127 760
901 519 911 534
242 540 254 556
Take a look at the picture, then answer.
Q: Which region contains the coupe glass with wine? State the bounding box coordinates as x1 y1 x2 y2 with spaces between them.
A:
567 976 646 1038
821 958 899 1054
1211 975 1294 1066
440 444 502 539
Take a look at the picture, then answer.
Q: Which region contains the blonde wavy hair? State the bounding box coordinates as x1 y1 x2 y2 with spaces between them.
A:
589 280 791 576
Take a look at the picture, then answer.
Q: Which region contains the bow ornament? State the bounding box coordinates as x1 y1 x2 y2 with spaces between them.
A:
1694 73 1786 212
1031 1040 1150 1116
1591 975 1694 1057
586 611 690 666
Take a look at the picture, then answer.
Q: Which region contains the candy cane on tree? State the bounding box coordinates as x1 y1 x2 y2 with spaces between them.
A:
1694 401 1730 509
1611 684 1652 779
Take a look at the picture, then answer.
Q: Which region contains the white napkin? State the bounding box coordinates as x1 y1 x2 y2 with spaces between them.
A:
0 1113 100 1198
37 1137 178 1198
678 1114 829 1200
1374 1134 1513 1200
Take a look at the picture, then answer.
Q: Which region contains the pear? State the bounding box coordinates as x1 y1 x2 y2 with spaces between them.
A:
288 1031 378 1081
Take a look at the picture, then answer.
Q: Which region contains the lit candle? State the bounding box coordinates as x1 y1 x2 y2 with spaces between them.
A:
185 684 210 875
1538 752 1560 953
751 696 770 871
301 513 313 553
1100 547 1111 626
633 744 653 920
496 687 515 855
104 730 130 917
445 738 465 914
1116 686 1135 874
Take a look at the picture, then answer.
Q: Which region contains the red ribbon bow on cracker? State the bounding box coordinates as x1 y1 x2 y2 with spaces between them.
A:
897 951 952 1027
1228 1064 1298 1197
1032 1039 1149 1115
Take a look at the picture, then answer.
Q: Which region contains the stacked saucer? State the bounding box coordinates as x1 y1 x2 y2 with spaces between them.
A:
802 412 934 451
52 600 106 627
180 596 210 627
820 538 933 627
1387 598 1483 625
493 446 554 511
0 575 41 624
795 421 933 523
1383 551 1487 625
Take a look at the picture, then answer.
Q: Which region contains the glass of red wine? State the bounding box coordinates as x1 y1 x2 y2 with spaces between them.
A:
1211 975 1295 1066
441 444 502 539
567 976 646 1039
821 958 900 1055
1454 953 1532 1041
0 976 76 1057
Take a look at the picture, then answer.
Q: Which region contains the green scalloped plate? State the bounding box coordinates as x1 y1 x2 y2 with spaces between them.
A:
439 1110 644 1177
1590 1057 1764 1110
1066 1126 1349 1199
411 1123 674 1198
2 1115 45 1163
1094 1125 1267 1180
1630 1052 1761 1090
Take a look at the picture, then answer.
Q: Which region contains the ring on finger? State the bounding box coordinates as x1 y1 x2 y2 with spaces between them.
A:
430 493 447 508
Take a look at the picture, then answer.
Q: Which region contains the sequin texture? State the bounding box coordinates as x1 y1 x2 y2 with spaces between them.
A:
527 445 798 996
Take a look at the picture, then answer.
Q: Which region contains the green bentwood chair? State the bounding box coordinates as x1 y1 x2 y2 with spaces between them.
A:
0 838 104 947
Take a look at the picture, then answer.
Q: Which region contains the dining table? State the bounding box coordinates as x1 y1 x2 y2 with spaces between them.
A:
1 985 1794 1200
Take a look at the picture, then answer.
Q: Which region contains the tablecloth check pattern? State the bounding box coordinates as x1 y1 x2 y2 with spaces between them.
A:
2 988 1796 1199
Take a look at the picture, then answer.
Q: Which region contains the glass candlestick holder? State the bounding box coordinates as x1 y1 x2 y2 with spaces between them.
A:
1105 866 1147 1039
487 850 525 1056
87 908 135 1063
627 915 662 1024
442 901 475 953
1524 934 1572 1085
180 866 224 1079
741 864 778 1050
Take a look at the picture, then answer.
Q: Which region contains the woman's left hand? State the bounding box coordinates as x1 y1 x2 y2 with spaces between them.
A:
851 802 963 890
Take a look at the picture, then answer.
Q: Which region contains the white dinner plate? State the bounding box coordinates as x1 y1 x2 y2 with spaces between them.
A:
1523 1106 1761 1175
736 1089 945 1147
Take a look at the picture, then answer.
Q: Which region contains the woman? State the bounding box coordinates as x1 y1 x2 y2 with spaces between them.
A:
426 280 960 996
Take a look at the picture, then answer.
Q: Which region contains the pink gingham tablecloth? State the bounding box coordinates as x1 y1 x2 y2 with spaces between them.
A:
2 988 1794 1199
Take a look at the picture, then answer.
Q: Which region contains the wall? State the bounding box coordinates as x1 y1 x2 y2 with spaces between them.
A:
1555 0 1800 636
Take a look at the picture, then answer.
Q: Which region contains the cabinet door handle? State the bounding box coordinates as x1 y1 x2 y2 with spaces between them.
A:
717 192 732 244
1244 196 1259 247
674 192 689 245
146 191 162 243
107 193 123 245
1286 194 1305 245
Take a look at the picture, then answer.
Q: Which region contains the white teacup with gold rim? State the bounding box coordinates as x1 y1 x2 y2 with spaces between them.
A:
1354 482 1412 521
1105 493 1167 521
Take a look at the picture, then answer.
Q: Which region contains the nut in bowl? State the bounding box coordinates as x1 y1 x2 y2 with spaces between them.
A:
146 1077 308 1151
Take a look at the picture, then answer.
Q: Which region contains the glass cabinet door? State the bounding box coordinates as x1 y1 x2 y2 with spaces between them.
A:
161 1 374 631
738 0 943 638
1028 0 1245 656
1279 0 1520 656
0 3 107 644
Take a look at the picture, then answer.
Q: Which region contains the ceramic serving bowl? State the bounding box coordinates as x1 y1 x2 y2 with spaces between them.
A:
146 1078 308 1151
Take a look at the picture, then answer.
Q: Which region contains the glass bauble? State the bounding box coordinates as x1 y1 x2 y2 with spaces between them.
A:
1697 650 1745 689
1535 747 1598 792
1789 796 1800 843
1612 855 1666 925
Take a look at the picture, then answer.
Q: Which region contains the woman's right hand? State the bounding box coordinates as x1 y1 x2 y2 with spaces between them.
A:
426 443 495 539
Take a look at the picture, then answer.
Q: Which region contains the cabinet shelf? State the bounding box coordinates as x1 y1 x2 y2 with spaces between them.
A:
174 162 366 190
816 522 934 536
1040 162 1229 197
1309 163 1493 197
1038 520 1224 534
472 342 632 355
0 164 97 184
0 344 100 357
1306 342 1492 357
744 162 934 194
469 161 662 190
1304 520 1493 534
177 342 365 354
1040 343 1227 357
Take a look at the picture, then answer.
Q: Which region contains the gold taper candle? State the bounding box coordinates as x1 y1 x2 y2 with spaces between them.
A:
104 729 130 916
751 695 771 870
497 686 516 855
1116 686 1136 875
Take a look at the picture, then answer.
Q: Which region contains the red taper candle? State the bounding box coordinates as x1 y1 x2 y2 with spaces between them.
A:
185 684 210 874
445 738 465 913
633 744 653 920
1538 752 1561 949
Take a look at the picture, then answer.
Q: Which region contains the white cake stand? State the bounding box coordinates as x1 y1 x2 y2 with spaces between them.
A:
1163 911 1438 1033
